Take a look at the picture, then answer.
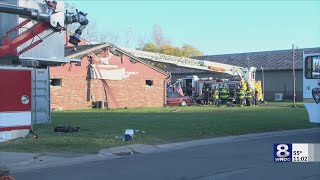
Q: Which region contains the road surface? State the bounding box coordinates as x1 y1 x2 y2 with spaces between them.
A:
13 130 320 180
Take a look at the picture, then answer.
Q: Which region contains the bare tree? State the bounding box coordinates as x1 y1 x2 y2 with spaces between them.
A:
81 21 99 42
152 24 164 47
67 17 122 44
122 27 134 47
137 34 149 50
97 32 119 45
65 2 120 44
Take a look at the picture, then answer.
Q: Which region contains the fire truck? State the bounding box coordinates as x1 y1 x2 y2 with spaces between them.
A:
303 53 320 123
0 0 88 141
176 67 263 103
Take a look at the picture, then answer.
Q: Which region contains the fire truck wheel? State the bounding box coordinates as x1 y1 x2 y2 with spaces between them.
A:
180 100 187 106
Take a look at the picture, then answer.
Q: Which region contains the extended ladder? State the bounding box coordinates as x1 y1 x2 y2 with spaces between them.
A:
121 48 243 76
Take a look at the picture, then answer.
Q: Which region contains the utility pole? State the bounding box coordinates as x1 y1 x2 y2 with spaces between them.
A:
292 44 297 108
261 67 265 101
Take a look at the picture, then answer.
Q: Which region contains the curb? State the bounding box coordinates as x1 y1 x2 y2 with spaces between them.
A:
10 154 116 174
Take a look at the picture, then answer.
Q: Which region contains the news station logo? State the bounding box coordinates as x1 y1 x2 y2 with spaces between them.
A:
274 144 292 162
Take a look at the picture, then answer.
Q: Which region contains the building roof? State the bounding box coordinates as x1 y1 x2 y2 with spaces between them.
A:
65 44 106 57
193 47 320 71
64 44 169 76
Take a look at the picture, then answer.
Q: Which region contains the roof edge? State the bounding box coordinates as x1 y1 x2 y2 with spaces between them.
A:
66 44 109 59
194 47 320 58
115 47 170 77
66 43 170 77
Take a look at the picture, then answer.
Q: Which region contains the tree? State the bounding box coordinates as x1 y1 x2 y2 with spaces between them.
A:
123 27 134 47
159 45 181 57
65 2 119 44
96 32 119 44
152 24 166 47
141 43 203 58
139 25 203 58
142 43 159 53
137 33 150 50
180 45 203 57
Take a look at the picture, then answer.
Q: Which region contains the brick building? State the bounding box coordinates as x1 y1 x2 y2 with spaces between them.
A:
50 43 169 110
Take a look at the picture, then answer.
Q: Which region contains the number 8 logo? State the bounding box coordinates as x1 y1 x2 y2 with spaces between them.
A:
277 144 290 158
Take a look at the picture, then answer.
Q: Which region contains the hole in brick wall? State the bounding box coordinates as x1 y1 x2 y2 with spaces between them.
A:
75 62 81 66
51 79 62 87
146 80 153 86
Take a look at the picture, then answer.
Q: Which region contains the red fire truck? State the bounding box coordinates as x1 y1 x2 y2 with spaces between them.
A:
0 0 88 141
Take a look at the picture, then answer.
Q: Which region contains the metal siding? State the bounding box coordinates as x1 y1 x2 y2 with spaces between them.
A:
0 65 50 124
256 70 303 101
172 70 303 101
32 68 50 124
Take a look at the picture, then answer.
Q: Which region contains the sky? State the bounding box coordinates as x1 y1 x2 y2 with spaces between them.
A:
64 0 320 55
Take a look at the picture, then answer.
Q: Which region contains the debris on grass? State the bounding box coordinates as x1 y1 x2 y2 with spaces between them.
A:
124 129 134 141
54 125 80 133
114 129 146 141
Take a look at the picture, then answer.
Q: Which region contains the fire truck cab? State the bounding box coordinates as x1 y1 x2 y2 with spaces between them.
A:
303 53 320 123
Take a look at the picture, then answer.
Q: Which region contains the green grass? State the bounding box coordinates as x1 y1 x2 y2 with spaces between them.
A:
1 104 319 153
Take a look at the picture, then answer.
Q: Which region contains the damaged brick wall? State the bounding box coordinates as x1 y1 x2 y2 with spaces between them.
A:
50 49 168 110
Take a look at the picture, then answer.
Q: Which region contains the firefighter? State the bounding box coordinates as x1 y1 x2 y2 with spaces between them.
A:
219 84 229 106
217 84 222 105
254 90 259 106
203 87 209 105
212 86 219 106
246 84 253 106
187 82 192 96
208 87 213 102
229 85 235 98
236 85 245 107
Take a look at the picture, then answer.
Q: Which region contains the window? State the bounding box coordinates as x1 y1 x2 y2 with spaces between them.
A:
305 56 320 79
146 80 153 86
51 79 62 87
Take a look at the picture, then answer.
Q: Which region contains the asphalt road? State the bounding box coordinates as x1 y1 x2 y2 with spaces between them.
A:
13 131 320 180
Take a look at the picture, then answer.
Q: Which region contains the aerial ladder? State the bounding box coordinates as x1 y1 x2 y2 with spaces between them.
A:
122 48 262 100
121 48 256 81
0 0 89 59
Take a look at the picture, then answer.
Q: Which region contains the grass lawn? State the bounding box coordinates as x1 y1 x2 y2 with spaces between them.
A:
1 103 319 153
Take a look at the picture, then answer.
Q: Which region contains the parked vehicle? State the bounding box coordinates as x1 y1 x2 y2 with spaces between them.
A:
167 92 191 106
303 53 320 123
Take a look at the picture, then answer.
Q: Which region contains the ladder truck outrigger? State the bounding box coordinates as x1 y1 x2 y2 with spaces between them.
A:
122 48 263 103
